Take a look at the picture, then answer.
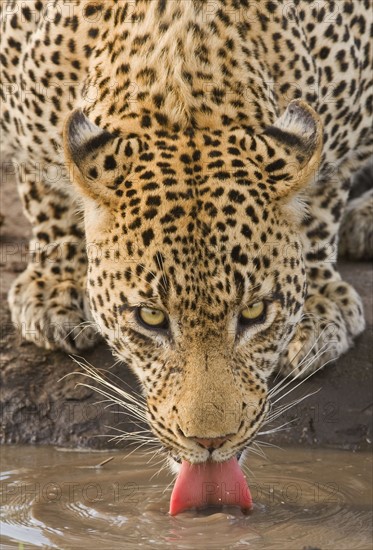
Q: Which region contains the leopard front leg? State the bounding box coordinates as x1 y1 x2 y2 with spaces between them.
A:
8 162 100 353
279 170 366 378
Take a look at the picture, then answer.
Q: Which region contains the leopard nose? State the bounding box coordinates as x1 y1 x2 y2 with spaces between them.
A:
193 436 231 449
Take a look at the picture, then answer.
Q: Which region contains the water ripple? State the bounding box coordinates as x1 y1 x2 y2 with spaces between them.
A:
1 447 371 549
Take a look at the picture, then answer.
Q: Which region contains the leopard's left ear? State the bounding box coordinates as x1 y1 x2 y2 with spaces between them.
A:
261 100 323 198
63 110 142 206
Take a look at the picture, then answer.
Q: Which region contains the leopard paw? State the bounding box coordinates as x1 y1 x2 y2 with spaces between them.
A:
339 188 373 261
8 269 100 353
278 280 365 378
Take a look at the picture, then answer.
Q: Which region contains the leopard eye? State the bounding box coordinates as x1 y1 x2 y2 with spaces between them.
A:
137 307 168 329
240 301 266 325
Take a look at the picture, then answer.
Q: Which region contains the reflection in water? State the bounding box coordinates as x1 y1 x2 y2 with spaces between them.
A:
0 446 371 549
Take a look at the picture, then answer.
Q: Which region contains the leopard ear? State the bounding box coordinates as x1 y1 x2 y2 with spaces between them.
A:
63 110 141 206
261 100 323 198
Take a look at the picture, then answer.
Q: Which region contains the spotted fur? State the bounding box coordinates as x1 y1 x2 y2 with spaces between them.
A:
1 1 371 463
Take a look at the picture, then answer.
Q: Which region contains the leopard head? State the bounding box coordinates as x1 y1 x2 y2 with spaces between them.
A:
64 100 322 464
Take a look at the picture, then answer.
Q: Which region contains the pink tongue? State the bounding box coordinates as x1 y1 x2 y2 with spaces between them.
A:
169 457 252 515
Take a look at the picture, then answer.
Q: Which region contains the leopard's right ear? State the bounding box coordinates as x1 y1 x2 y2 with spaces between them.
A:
260 100 323 199
63 110 142 206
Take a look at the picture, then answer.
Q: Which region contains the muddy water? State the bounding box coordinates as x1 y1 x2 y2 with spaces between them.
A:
0 446 371 550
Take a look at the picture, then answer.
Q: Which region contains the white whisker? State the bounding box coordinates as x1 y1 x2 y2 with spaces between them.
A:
265 389 320 424
269 326 333 400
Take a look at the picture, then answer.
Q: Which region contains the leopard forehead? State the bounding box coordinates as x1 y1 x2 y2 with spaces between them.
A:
84 130 304 277
85 130 294 230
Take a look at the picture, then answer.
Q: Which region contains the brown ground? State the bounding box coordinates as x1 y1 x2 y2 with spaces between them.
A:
1 167 372 451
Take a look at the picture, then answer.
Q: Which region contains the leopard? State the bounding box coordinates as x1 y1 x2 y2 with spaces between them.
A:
1 0 372 505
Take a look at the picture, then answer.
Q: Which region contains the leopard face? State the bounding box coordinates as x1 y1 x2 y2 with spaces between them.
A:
64 100 322 463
